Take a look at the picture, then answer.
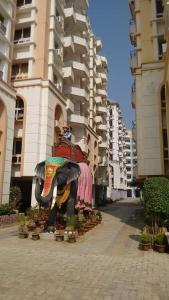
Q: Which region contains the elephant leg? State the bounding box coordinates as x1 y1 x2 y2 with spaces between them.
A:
47 203 58 227
66 181 77 216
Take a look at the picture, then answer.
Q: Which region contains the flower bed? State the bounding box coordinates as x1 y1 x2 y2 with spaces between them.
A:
0 213 24 227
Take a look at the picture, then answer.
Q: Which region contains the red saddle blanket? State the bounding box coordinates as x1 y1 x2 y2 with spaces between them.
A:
52 138 88 163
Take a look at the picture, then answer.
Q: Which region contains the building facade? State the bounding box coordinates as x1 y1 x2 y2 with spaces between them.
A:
0 0 108 207
0 0 16 204
125 129 138 197
107 101 127 201
129 0 167 179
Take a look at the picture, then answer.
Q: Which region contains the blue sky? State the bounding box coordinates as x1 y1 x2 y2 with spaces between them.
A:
88 1 134 128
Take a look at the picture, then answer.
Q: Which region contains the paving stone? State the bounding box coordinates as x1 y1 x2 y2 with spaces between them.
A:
0 199 169 300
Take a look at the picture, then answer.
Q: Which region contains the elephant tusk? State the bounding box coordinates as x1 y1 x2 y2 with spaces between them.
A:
51 184 57 208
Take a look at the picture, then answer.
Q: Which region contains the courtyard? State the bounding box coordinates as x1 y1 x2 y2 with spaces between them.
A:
0 199 169 300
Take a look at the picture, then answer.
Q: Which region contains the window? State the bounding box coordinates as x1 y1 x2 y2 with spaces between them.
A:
0 14 6 35
17 0 32 7
14 27 31 43
158 36 166 60
15 97 24 121
12 139 22 164
156 0 164 18
12 63 28 79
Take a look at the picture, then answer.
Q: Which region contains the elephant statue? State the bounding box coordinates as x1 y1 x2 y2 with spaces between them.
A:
35 156 93 226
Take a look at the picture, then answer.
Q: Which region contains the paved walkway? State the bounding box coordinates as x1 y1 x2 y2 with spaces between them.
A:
0 199 169 300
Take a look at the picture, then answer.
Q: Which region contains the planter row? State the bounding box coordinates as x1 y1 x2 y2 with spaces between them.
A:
140 242 168 253
0 213 24 226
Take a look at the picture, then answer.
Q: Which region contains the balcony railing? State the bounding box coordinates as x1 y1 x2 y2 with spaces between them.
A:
14 37 31 44
0 21 6 36
12 154 21 164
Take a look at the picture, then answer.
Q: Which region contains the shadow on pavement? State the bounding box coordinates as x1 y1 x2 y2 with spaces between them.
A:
98 199 144 234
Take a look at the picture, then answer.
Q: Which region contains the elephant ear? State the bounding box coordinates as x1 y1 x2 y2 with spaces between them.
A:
56 162 81 186
35 161 45 180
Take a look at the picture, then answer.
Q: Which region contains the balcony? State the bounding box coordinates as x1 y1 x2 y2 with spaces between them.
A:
98 155 107 166
54 48 63 62
64 60 89 77
99 142 107 149
95 77 102 85
131 80 136 108
63 36 74 52
129 19 136 47
97 124 107 131
97 72 107 82
69 114 88 125
95 115 103 124
64 6 88 30
0 21 6 36
97 106 107 114
95 96 102 104
129 0 135 19
64 86 89 101
14 37 31 45
96 39 102 51
73 35 88 52
97 89 107 97
130 50 137 74
100 56 107 67
55 15 64 33
63 66 74 81
16 0 34 13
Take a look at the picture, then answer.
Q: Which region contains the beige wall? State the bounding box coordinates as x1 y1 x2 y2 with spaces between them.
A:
0 82 15 204
32 0 51 78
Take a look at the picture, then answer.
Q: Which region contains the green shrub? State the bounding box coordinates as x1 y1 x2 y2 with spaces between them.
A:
155 233 167 245
9 186 22 210
143 177 169 233
0 204 12 216
140 233 151 244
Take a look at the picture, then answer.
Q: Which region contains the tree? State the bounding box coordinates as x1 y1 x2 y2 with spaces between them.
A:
9 186 22 210
143 177 169 233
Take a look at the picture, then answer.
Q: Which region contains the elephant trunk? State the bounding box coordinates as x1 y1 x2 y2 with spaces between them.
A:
35 178 54 205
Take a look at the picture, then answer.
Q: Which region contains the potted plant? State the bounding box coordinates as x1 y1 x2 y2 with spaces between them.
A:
16 215 29 238
65 216 78 242
32 228 40 240
18 224 29 238
96 211 102 223
139 232 151 251
154 233 167 253
54 223 64 242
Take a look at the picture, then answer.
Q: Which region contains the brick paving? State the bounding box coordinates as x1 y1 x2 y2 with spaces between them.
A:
0 199 169 300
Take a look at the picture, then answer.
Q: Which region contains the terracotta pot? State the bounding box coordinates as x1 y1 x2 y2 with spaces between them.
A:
32 233 40 240
68 235 76 243
78 229 85 236
19 232 28 239
155 244 166 253
55 235 64 242
139 242 151 251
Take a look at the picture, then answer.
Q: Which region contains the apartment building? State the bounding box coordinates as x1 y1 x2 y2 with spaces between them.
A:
89 31 108 186
0 0 109 208
125 129 138 197
129 0 167 179
0 0 16 204
11 0 67 208
107 101 127 201
63 0 99 180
